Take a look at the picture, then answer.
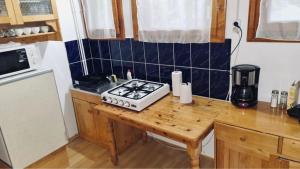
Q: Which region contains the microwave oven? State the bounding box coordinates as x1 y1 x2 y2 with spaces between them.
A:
0 45 40 79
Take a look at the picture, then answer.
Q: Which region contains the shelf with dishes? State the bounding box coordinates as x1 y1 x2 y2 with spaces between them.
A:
0 21 61 43
0 0 61 43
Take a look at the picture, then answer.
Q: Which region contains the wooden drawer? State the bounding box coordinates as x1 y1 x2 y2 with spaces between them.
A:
290 161 300 169
215 123 279 158
282 138 300 161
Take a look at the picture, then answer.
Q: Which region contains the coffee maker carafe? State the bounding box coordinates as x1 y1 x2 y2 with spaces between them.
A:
231 64 260 108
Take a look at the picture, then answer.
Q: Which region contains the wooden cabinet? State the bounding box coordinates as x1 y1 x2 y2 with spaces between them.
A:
93 104 111 147
0 0 17 24
267 156 300 169
0 0 58 24
71 89 143 154
215 122 300 169
215 123 279 168
13 0 58 23
282 138 300 161
0 0 61 43
287 161 300 169
73 99 98 143
73 97 113 148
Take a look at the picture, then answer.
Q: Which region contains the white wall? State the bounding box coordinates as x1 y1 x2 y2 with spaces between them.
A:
37 41 78 138
226 0 300 102
56 0 86 41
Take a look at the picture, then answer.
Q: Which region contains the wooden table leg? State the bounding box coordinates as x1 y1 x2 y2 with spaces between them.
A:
187 141 201 169
107 119 118 165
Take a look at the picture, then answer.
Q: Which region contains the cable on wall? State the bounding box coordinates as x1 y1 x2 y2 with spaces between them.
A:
225 21 243 101
224 0 244 101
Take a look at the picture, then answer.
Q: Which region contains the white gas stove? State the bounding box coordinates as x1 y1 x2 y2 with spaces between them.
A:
101 79 170 111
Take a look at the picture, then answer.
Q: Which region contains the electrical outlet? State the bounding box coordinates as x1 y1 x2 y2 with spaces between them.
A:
233 19 242 33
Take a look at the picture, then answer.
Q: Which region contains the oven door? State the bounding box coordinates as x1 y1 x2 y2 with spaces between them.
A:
0 48 33 79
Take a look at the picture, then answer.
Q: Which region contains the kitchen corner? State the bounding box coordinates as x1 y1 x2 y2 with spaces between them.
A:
1 0 300 168
71 77 300 169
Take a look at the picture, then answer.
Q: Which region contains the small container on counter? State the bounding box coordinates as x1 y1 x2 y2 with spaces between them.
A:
127 69 132 80
270 90 279 108
279 91 288 110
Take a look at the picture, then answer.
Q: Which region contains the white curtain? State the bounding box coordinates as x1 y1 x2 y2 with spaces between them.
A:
256 0 300 41
136 0 212 43
81 0 116 39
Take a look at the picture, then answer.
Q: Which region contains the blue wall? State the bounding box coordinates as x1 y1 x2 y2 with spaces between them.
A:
65 38 231 100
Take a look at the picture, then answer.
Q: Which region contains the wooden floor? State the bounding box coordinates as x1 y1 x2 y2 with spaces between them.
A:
26 138 214 168
0 161 9 169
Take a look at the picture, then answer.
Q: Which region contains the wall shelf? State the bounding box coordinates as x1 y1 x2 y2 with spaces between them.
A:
0 0 61 43
15 31 55 38
0 31 60 43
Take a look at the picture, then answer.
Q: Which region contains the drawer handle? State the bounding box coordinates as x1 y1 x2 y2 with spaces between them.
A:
240 136 246 142
88 110 93 114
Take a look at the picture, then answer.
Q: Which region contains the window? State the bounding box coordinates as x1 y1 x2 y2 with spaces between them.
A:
131 0 226 43
248 0 300 42
80 0 125 39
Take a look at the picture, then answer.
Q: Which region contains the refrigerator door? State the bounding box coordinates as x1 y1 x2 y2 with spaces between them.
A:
0 70 68 168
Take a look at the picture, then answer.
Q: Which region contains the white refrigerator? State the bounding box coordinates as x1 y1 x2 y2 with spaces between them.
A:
0 70 68 168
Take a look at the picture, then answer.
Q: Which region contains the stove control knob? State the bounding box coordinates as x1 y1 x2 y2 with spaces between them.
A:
107 97 112 103
118 100 124 106
112 98 118 104
124 101 130 107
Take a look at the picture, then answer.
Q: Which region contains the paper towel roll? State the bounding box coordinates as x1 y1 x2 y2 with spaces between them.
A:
180 83 192 104
172 71 182 96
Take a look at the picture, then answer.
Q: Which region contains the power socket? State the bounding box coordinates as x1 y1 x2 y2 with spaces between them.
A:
233 19 242 33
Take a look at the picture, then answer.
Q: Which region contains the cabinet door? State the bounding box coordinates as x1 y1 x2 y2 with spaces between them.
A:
289 161 300 169
73 99 98 143
93 105 111 147
215 123 279 168
93 105 143 153
216 139 275 168
282 138 300 162
0 0 17 24
268 156 300 169
12 0 58 23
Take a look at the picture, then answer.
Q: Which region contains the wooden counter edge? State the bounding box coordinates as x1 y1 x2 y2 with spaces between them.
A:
94 104 213 145
214 118 300 143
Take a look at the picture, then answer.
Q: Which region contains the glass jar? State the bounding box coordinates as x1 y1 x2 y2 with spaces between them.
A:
279 91 288 110
270 90 279 108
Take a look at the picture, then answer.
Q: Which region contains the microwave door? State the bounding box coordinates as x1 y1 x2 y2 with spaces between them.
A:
0 49 31 79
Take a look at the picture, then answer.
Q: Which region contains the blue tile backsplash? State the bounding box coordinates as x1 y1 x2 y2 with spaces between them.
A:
158 43 174 65
65 38 231 100
174 43 191 67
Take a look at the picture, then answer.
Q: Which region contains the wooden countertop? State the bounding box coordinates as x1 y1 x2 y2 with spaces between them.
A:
95 94 300 142
215 101 300 141
95 95 223 143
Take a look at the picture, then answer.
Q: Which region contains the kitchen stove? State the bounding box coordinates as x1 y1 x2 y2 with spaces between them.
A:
101 79 170 111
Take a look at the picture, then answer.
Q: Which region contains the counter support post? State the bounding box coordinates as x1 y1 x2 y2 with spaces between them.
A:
187 141 201 169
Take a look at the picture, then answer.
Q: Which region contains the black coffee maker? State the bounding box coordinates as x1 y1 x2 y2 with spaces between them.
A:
231 64 260 108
